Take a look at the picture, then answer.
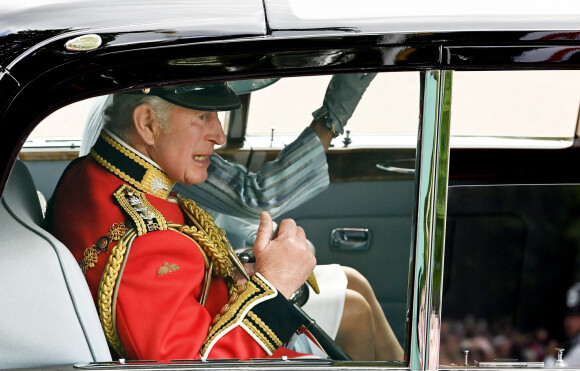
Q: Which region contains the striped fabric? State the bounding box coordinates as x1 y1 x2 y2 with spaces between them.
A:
174 127 329 219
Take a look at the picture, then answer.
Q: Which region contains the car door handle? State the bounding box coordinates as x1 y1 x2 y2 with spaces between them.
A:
330 228 371 251
376 163 415 174
376 158 416 174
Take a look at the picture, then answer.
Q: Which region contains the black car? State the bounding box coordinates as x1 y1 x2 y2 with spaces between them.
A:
3 0 580 370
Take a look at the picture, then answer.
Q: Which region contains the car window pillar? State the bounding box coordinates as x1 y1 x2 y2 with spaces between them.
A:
408 70 452 370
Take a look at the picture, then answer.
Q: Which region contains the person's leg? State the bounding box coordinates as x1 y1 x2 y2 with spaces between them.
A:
342 266 404 361
334 289 375 360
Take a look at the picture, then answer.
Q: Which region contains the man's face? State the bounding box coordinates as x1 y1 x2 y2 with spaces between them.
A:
147 105 226 185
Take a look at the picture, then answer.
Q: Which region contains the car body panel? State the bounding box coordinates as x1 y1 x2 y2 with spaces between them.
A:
0 0 267 65
265 0 580 33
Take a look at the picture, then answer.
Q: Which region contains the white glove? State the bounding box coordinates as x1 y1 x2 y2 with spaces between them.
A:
312 72 377 136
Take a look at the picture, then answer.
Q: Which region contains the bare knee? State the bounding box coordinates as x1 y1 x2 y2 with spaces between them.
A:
339 289 374 335
336 289 375 360
342 266 375 299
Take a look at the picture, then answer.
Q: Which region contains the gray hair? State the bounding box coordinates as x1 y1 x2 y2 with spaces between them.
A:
103 93 175 143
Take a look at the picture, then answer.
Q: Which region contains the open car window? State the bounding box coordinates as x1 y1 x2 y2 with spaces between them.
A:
21 67 580 368
20 71 420 365
246 73 419 137
28 70 580 151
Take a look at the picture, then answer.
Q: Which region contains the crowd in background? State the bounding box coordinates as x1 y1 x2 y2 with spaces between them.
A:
439 316 561 367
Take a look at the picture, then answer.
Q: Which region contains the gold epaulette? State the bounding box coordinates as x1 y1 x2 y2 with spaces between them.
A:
113 184 167 236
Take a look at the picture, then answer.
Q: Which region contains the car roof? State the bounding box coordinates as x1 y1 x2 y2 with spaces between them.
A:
3 0 580 68
4 0 580 40
0 0 267 35
0 0 268 67
265 0 580 33
9 0 579 31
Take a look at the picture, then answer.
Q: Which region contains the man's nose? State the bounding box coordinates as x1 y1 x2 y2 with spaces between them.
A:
208 113 226 145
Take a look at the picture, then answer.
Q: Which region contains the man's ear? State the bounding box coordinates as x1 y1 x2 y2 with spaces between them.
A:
132 103 157 146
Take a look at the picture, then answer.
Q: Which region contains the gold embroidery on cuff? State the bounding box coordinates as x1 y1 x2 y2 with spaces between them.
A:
242 317 276 353
200 276 276 356
246 310 283 349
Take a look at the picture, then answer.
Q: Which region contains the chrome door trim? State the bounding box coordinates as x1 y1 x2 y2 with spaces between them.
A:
409 69 452 370
330 228 372 252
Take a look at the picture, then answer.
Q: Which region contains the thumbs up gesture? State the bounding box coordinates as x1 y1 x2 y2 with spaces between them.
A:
253 211 316 299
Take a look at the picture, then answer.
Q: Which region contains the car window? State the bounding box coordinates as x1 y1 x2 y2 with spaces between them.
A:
20 71 419 364
440 69 580 367
29 70 580 149
442 184 580 367
25 69 580 366
242 72 419 360
246 73 419 136
450 70 580 148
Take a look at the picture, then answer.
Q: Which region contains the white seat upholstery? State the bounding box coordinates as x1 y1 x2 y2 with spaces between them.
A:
0 160 111 369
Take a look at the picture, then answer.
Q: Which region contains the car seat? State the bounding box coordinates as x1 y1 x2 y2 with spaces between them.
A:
0 160 111 368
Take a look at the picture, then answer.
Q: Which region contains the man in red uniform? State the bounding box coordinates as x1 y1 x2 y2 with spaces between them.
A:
45 83 316 361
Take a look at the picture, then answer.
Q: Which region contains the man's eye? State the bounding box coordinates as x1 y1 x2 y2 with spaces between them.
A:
198 114 207 120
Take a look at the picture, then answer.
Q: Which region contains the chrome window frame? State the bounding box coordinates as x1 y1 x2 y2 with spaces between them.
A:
409 69 452 371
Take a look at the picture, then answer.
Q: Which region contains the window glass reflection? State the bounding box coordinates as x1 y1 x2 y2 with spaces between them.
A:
441 184 580 366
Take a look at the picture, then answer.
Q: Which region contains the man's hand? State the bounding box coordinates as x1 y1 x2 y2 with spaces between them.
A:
312 72 377 136
253 211 316 299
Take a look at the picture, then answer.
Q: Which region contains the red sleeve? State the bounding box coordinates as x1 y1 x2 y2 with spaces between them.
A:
110 230 303 361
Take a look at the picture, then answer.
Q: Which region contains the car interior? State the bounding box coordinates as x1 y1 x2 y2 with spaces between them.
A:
7 72 417 368
0 160 111 368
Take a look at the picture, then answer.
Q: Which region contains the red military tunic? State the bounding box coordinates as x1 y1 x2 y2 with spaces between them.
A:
45 130 305 361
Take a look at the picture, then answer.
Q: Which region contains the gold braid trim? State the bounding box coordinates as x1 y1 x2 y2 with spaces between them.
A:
177 196 238 296
246 310 282 347
167 223 210 269
97 228 137 358
114 185 167 236
90 131 175 199
243 311 280 353
201 275 277 356
91 150 142 193
101 131 152 170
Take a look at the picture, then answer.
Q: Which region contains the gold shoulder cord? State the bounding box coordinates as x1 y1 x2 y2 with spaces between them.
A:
97 195 252 356
98 228 137 358
176 196 249 297
177 196 319 296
